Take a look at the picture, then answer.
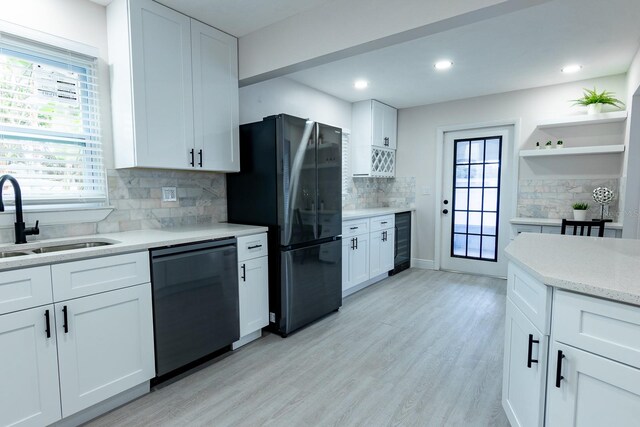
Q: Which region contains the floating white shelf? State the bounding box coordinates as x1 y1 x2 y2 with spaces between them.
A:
520 145 625 157
536 111 627 129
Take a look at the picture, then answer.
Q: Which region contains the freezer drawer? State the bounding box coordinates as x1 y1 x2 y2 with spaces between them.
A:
280 240 342 335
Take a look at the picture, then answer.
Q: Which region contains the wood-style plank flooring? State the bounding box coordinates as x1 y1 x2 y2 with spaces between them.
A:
87 269 509 427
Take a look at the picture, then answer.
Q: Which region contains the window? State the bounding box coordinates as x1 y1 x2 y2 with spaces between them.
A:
0 32 105 207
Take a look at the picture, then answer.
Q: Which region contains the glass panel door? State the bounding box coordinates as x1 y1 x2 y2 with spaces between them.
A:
451 136 502 261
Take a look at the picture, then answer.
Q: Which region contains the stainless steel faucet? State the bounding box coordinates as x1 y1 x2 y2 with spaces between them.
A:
0 174 40 244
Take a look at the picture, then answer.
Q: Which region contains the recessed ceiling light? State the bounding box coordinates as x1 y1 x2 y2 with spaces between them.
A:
354 80 368 89
561 64 582 74
434 60 453 70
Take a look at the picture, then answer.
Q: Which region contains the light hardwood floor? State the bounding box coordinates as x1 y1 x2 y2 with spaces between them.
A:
87 269 510 427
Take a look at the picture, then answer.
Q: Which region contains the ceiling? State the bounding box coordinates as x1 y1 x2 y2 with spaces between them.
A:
286 0 640 108
89 0 332 37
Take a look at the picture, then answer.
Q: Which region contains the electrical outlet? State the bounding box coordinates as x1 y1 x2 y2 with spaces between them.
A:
162 187 177 202
269 312 276 323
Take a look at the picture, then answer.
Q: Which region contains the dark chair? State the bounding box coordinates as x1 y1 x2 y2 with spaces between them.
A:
561 219 605 237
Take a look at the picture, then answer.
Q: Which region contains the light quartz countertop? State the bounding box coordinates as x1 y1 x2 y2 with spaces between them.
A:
511 217 623 230
505 233 640 306
0 223 267 272
343 207 415 221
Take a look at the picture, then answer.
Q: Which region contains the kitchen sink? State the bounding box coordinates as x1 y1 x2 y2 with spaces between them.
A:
30 241 113 253
0 250 31 258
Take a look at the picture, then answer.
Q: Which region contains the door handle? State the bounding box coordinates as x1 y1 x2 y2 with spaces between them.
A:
241 264 246 282
62 306 69 333
198 149 203 167
555 350 565 388
442 209 449 214
189 149 195 167
443 200 449 205
44 309 51 338
527 334 539 368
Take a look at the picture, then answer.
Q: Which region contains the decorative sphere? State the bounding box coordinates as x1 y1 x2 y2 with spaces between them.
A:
593 187 615 206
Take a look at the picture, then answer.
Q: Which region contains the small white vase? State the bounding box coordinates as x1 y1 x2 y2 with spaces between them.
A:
573 209 587 221
587 103 603 115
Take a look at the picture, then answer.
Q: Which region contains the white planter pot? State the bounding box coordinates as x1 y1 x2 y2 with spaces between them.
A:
587 103 603 115
573 209 587 221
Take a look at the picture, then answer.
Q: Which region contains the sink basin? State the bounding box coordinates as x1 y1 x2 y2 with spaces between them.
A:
30 241 113 254
0 250 31 258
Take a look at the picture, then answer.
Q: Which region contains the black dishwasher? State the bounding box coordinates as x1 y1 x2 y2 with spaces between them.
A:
150 239 238 380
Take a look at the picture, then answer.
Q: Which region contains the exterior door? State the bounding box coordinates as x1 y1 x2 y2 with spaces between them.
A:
546 342 640 426
56 285 155 417
278 115 318 247
440 126 513 277
316 123 342 240
0 305 61 427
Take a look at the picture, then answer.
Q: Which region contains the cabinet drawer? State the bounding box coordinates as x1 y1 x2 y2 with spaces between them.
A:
52 252 150 301
0 266 53 315
507 263 552 334
237 233 268 262
370 215 395 232
342 219 369 237
553 290 640 369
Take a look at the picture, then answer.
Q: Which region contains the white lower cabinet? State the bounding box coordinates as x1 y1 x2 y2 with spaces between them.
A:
56 284 155 417
342 233 370 292
546 343 640 426
238 256 269 337
502 300 547 427
0 305 62 427
369 227 394 278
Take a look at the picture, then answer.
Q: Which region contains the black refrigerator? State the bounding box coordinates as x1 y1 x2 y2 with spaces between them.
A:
227 114 342 337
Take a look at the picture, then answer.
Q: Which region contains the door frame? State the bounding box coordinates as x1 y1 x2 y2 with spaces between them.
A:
434 118 521 274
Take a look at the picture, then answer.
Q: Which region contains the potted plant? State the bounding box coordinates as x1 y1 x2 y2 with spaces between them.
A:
572 87 624 115
545 141 553 149
572 202 589 221
557 140 564 149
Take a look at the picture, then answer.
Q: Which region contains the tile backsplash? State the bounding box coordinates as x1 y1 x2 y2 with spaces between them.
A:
0 168 227 243
517 178 620 221
342 176 416 210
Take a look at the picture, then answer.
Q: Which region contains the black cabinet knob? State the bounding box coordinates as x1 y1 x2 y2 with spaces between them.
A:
442 209 449 214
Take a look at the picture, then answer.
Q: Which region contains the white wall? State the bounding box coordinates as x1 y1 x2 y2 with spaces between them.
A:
397 74 627 264
622 46 640 238
1 0 114 169
239 77 352 130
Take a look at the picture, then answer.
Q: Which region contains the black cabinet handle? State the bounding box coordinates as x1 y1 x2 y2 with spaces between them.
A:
62 306 69 333
247 244 262 250
527 334 539 368
241 264 246 282
189 149 195 167
355 237 358 249
381 221 388 225
350 226 358 230
555 350 565 388
44 309 51 338
350 238 355 250
198 149 203 167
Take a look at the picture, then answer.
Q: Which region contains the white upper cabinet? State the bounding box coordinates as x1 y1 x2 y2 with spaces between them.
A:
107 0 239 172
352 99 397 177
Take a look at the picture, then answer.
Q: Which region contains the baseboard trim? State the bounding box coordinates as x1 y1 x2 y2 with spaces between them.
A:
232 329 262 350
411 258 435 270
342 272 388 298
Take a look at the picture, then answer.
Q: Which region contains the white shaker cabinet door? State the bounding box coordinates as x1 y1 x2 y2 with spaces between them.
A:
129 0 194 169
0 305 61 427
349 234 370 286
383 102 398 149
546 342 640 427
502 300 547 427
56 284 155 417
191 19 240 172
238 256 269 337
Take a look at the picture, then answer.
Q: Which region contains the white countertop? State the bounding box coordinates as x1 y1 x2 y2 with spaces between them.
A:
343 207 415 220
511 217 623 230
0 223 268 271
505 233 640 306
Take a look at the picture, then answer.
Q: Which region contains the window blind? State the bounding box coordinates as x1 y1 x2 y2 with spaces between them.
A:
0 32 106 206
